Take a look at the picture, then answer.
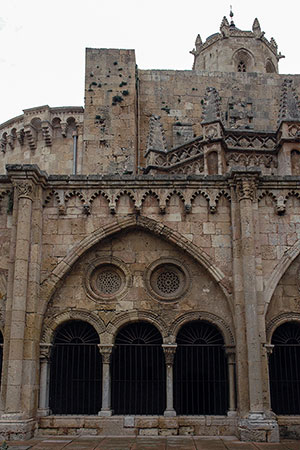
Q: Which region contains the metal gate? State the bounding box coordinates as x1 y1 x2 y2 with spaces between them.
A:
111 322 166 415
269 322 300 414
174 321 228 415
49 320 102 415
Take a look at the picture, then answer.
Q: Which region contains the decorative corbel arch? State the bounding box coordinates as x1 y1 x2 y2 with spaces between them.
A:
41 309 106 344
106 310 169 343
169 311 235 346
266 312 300 344
264 240 300 315
39 216 232 317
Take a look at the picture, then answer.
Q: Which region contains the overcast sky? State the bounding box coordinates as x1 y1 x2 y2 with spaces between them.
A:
0 0 299 124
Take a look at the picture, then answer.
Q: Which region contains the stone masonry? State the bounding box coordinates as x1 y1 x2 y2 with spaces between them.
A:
0 14 300 442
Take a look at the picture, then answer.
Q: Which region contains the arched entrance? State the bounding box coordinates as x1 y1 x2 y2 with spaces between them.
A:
269 322 300 414
174 321 228 415
111 321 166 415
49 320 102 414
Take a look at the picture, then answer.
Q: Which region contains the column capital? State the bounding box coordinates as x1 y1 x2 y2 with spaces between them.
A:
98 344 113 363
263 343 274 356
162 344 177 365
40 343 52 360
13 180 35 200
224 345 236 358
228 169 261 202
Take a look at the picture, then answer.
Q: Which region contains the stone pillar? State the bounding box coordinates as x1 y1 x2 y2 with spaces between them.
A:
38 344 52 416
235 174 263 414
162 344 177 417
98 344 113 417
225 346 236 415
4 180 34 417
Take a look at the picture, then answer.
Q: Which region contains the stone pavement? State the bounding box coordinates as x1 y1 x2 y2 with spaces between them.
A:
1 436 300 450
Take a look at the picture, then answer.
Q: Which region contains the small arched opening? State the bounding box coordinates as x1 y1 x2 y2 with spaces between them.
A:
269 321 300 414
111 321 166 415
49 320 102 414
174 321 228 415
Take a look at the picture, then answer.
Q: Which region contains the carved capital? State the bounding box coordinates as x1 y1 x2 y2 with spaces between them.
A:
236 177 257 202
40 343 52 360
224 345 236 362
14 181 34 200
162 344 177 365
98 344 113 363
263 343 274 356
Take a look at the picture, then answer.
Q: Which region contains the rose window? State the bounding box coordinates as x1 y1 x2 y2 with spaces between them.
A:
97 270 122 294
156 270 180 294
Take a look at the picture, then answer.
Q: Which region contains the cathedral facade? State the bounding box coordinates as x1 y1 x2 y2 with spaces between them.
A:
0 15 300 442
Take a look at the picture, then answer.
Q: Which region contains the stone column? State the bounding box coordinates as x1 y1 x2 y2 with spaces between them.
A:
38 344 52 416
162 344 177 417
4 180 34 417
225 345 236 415
235 174 264 414
98 344 113 417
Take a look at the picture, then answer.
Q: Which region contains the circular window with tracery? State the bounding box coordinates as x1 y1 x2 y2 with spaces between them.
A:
146 259 190 301
85 258 130 301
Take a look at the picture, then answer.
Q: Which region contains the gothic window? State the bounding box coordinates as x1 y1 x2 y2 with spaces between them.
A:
174 321 228 415
111 322 165 415
266 60 276 73
269 322 300 414
49 320 102 415
237 61 246 72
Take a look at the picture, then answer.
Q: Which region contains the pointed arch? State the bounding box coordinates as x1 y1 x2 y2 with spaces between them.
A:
39 216 232 317
264 240 300 315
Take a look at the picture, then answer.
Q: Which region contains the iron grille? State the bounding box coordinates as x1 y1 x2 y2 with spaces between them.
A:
111 322 166 415
269 322 300 414
49 321 102 415
174 321 228 415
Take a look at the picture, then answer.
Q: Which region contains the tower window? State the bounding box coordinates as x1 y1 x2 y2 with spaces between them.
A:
237 61 246 72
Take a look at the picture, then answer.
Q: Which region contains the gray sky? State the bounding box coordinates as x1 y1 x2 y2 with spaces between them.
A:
0 0 299 124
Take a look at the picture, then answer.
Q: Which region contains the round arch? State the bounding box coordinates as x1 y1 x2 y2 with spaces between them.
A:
266 312 300 344
106 310 169 343
41 309 106 345
169 311 235 346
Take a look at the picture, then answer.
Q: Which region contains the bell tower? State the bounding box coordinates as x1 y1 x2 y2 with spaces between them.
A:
191 12 284 73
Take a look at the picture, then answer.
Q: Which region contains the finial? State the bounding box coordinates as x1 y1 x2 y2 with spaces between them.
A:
229 5 235 27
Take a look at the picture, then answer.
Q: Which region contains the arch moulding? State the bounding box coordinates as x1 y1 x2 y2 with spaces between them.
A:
41 309 106 344
264 240 300 316
169 311 235 345
106 310 169 342
39 215 232 316
266 312 300 344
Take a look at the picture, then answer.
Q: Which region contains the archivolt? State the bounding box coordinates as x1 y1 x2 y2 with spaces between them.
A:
106 310 169 342
169 311 235 345
39 216 232 316
41 309 106 344
264 240 300 315
266 312 300 343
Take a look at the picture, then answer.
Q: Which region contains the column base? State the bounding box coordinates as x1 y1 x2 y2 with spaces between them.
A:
37 408 51 417
227 410 237 417
0 416 36 440
164 409 176 417
238 412 279 442
98 409 113 417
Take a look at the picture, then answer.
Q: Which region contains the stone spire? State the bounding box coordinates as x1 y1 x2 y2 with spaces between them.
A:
220 16 230 37
278 79 300 125
202 87 222 124
252 18 264 38
146 115 167 152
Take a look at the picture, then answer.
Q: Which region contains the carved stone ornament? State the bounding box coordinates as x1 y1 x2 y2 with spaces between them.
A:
39 343 52 360
14 181 34 200
98 344 113 363
162 344 177 365
236 177 257 202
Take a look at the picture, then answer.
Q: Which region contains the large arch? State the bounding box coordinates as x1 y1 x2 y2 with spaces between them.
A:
39 215 232 320
264 240 300 316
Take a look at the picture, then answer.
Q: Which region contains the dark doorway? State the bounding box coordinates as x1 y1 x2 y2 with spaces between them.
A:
174 321 228 415
269 322 300 414
49 320 102 414
111 321 166 415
